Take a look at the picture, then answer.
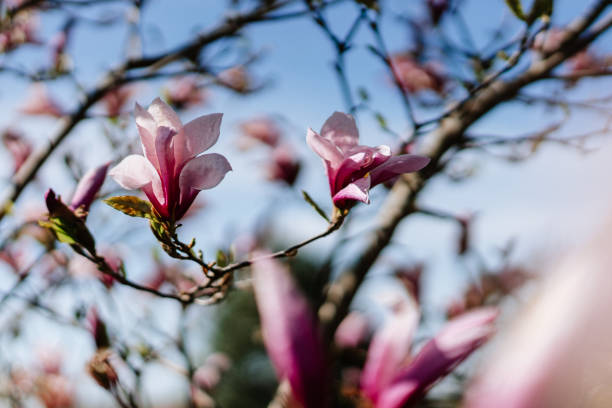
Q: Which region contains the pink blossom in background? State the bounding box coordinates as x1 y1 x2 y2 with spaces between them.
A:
465 220 612 408
376 308 497 408
69 162 109 213
307 112 429 208
101 85 136 118
239 117 281 148
266 144 301 186
389 54 446 94
109 98 231 221
19 84 64 118
252 255 328 408
334 311 370 349
218 66 251 93
163 77 207 110
2 129 32 173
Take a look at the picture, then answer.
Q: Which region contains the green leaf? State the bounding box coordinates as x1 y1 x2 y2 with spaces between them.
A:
302 190 330 223
374 112 388 130
104 196 152 218
39 207 96 255
216 250 229 267
505 0 525 20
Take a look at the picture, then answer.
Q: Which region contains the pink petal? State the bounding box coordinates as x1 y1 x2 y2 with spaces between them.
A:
332 176 371 207
109 155 156 190
252 255 328 408
333 145 391 193
146 97 183 132
334 311 370 349
134 103 160 172
377 308 498 408
306 128 344 167
369 155 430 186
154 126 177 195
179 153 231 192
177 113 222 164
361 302 419 404
320 111 359 154
70 162 110 211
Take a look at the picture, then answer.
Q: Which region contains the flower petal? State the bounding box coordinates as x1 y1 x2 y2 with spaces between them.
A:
306 128 344 167
333 145 391 193
252 255 328 408
320 111 359 153
70 162 109 211
179 153 231 192
369 154 430 186
361 302 419 404
332 176 371 207
377 308 498 408
179 113 222 161
109 155 156 190
134 103 160 172
146 97 183 132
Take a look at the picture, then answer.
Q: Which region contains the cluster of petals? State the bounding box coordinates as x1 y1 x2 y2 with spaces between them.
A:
306 112 430 208
109 98 231 221
252 255 497 408
389 54 446 94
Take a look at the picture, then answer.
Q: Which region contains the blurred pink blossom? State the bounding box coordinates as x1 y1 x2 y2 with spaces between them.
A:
389 54 446 94
109 98 231 221
19 84 65 118
2 129 32 173
307 112 429 208
266 144 301 186
101 85 136 118
335 311 370 349
163 77 207 110
239 117 281 148
252 255 328 408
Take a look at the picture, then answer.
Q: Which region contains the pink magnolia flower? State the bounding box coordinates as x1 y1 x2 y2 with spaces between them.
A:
69 162 109 213
307 112 430 208
163 77 207 110
375 308 497 408
252 255 328 408
334 311 370 349
267 144 301 186
101 85 136 118
239 117 281 147
2 128 32 173
109 98 231 221
19 84 64 118
389 55 446 94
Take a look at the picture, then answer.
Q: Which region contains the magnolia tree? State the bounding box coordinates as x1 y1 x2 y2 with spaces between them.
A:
0 0 611 407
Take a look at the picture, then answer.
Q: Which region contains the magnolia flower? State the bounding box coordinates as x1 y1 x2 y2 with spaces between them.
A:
109 98 231 220
101 85 136 118
252 255 328 408
19 84 64 118
239 117 281 147
163 77 207 110
2 129 32 173
389 54 446 94
252 255 496 408
267 144 301 186
307 112 429 208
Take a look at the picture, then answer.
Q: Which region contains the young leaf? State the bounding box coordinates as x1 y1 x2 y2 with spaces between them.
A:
104 196 152 218
302 190 331 223
505 0 525 20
